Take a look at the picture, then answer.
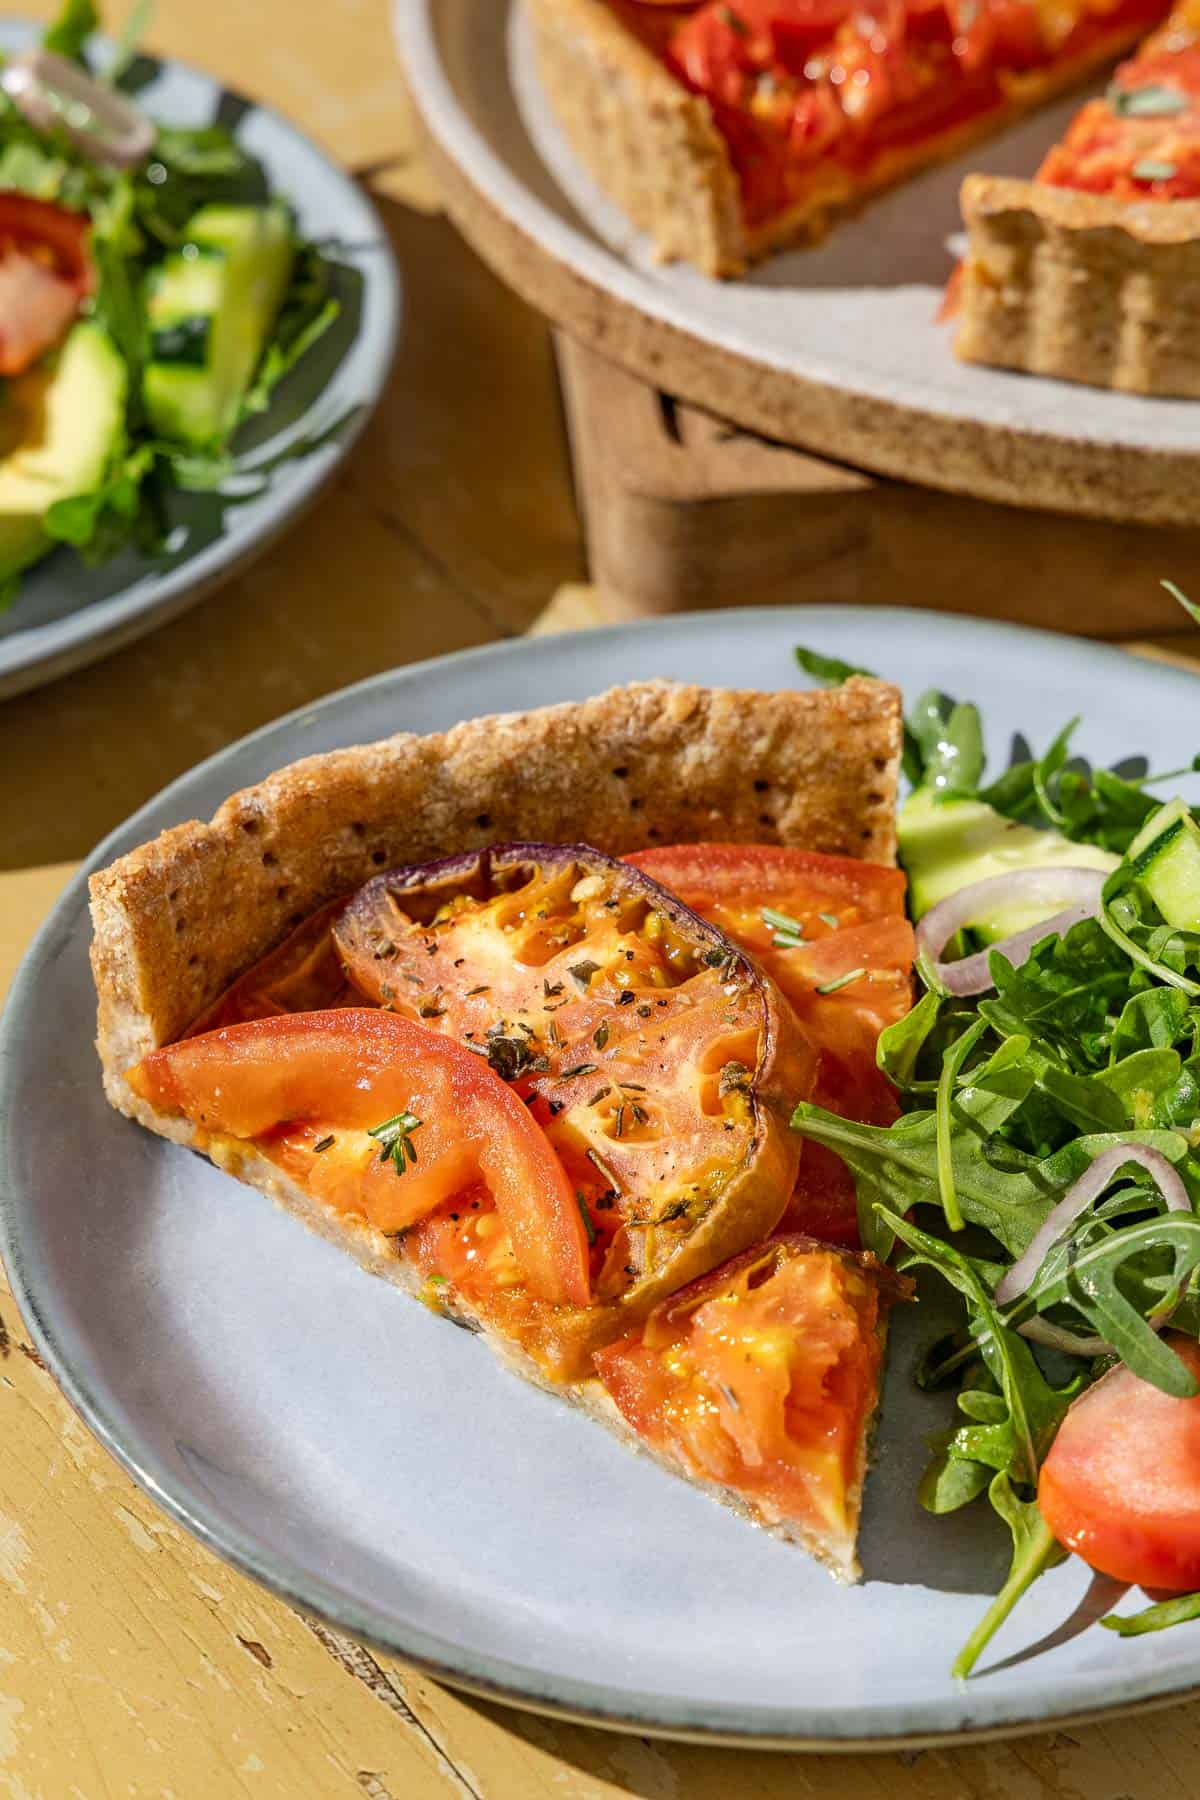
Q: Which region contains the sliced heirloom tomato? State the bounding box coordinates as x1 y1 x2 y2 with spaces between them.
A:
627 844 914 1247
127 1009 589 1307
0 192 94 375
594 1233 911 1573
1039 1334 1200 1590
332 842 816 1371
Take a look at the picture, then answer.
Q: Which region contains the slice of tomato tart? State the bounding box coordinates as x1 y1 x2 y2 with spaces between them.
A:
91 682 910 1580
950 2 1200 393
527 0 1170 274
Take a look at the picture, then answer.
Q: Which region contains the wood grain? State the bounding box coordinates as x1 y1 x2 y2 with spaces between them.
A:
557 334 1200 637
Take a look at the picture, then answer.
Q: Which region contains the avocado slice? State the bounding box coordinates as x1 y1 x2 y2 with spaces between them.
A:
0 321 126 584
899 786 1118 941
144 202 294 449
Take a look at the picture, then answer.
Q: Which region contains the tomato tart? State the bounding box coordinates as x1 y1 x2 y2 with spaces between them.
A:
950 2 1200 393
90 678 914 1580
528 0 1169 275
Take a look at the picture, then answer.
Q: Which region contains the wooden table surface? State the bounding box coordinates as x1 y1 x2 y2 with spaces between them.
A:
6 2 1200 1793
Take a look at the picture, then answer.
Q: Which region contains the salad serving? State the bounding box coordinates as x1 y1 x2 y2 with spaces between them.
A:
0 0 340 603
794 581 1200 1672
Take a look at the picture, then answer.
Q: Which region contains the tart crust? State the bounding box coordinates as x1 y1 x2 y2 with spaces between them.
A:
953 173 1200 396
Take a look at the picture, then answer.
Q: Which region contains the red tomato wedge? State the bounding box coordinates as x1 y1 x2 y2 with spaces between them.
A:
595 1234 906 1554
626 844 913 1245
1039 1335 1200 1590
626 844 912 1060
127 1010 590 1308
0 192 94 375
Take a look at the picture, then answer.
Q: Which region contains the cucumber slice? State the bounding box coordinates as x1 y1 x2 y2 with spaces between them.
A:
1128 799 1200 932
144 202 294 449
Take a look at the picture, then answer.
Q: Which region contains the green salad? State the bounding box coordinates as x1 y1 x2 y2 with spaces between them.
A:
796 583 1200 1675
0 0 339 599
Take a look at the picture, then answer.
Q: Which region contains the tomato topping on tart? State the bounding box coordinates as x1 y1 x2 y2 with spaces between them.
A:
1038 23 1200 199
129 1008 591 1306
627 844 914 1246
610 0 1167 233
594 1233 909 1560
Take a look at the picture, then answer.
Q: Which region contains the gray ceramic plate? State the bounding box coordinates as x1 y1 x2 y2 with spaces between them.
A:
0 20 399 702
4 607 1200 1748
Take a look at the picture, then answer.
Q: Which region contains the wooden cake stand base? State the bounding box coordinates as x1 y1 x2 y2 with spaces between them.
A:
555 334 1200 641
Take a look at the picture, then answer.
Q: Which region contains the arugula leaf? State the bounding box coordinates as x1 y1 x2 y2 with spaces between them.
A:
1103 1592 1200 1636
43 0 99 60
908 690 986 792
794 646 874 687
881 1208 1080 1483
1110 988 1193 1060
919 1440 994 1514
980 921 1136 1071
952 1476 1066 1678
937 1018 988 1231
877 989 942 1090
1019 1213 1200 1394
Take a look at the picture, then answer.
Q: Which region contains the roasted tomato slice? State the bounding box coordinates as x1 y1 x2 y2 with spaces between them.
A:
0 192 93 375
332 843 816 1361
1039 1335 1200 1590
595 1234 909 1568
627 844 913 1246
127 1009 589 1308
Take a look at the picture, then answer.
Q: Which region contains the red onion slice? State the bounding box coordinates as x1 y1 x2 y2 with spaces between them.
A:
995 1143 1191 1310
915 867 1107 997
2 50 155 168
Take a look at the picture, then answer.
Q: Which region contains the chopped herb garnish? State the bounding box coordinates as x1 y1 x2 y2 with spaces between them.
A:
588 1086 612 1106
594 1021 610 1050
1133 158 1178 181
819 912 840 928
368 1110 422 1176
815 967 866 995
466 984 490 997
762 905 804 935
560 1062 598 1080
586 1147 621 1191
482 1033 546 1082
570 959 602 990
719 1061 753 1097
576 1191 598 1247
717 1381 742 1412
312 1135 335 1154
544 979 564 998
1109 82 1188 117
614 1103 627 1138
418 994 446 1018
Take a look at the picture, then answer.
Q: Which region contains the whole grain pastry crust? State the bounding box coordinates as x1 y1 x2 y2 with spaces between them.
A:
90 676 901 1091
953 173 1200 396
526 0 748 275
